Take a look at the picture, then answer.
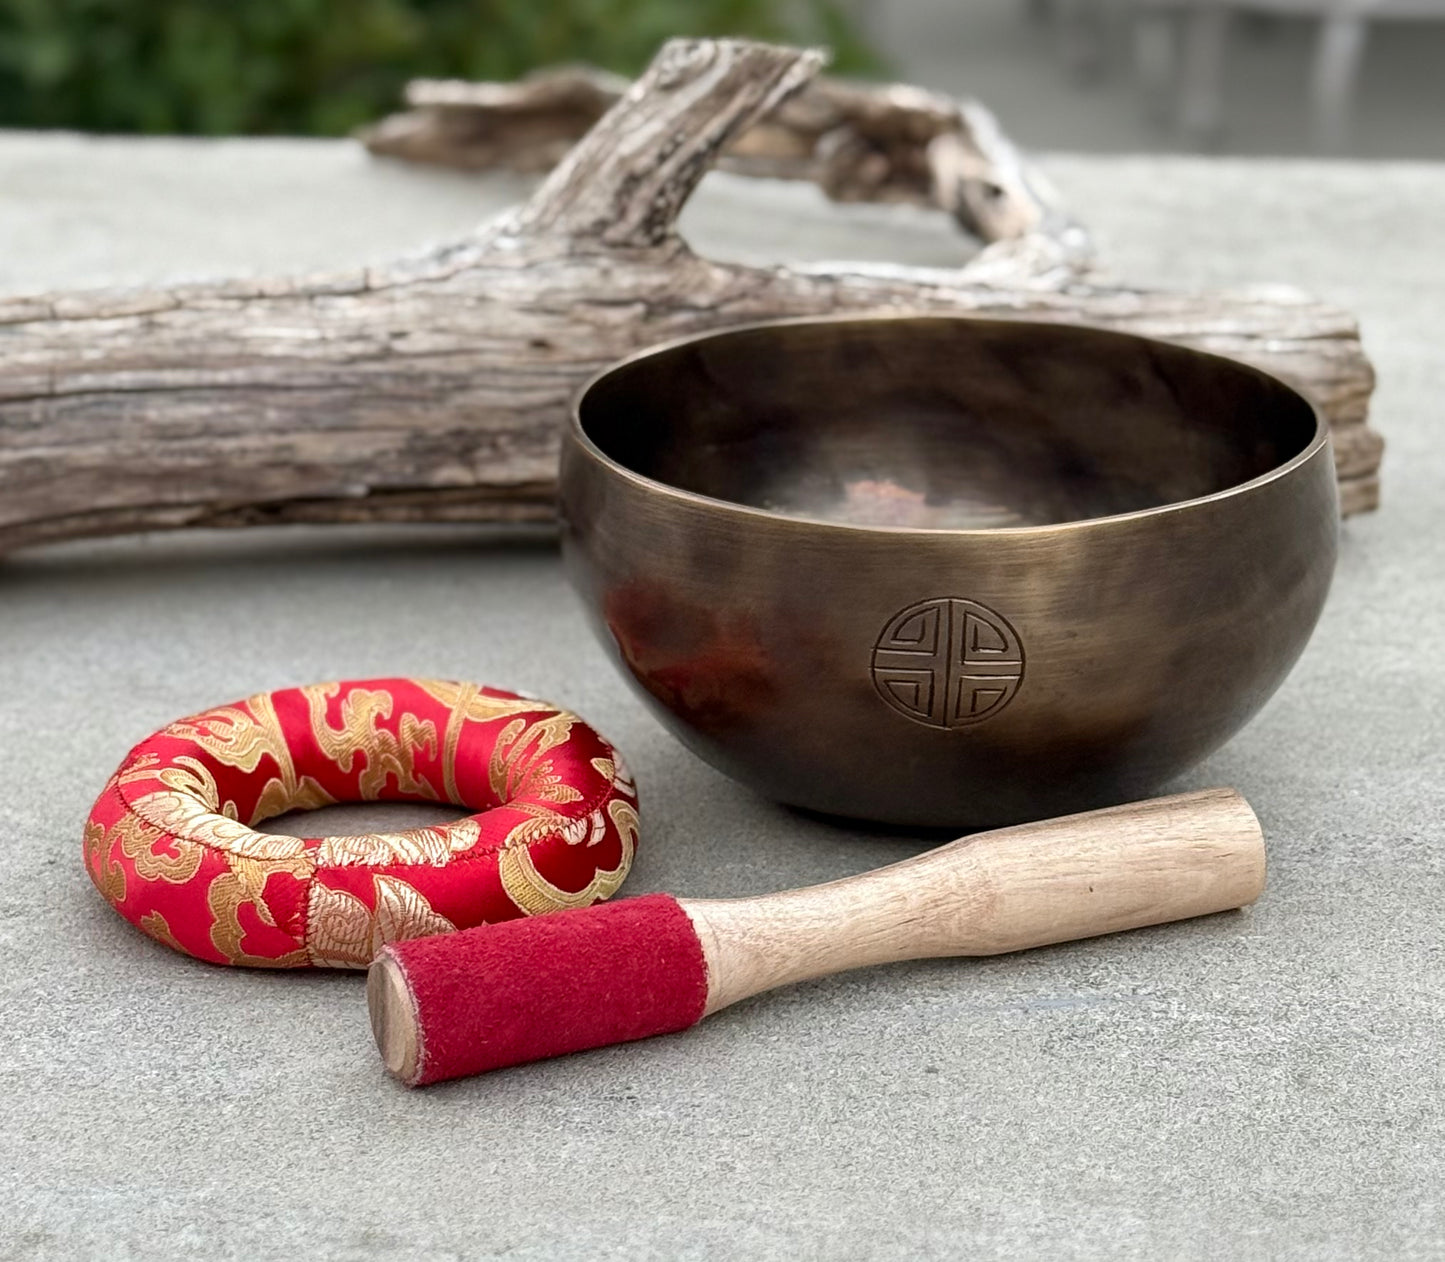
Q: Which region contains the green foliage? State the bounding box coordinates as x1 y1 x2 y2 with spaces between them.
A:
0 0 879 136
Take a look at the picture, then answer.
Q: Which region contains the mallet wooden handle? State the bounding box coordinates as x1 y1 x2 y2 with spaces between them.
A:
681 787 1264 1015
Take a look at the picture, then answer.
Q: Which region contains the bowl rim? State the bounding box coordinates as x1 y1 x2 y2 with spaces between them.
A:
567 312 1334 538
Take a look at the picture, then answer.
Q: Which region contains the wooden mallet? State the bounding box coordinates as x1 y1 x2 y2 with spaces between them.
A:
368 788 1264 1086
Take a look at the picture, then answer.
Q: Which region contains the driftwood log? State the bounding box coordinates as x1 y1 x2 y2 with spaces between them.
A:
0 39 1380 554
360 62 1093 268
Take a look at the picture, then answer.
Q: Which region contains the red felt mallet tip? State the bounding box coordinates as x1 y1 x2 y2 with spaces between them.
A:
369 892 710 1086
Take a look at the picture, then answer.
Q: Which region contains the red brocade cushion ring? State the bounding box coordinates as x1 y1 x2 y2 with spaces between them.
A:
82 679 639 968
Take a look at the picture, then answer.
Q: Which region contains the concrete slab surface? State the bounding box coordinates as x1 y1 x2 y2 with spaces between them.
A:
0 135 1441 1260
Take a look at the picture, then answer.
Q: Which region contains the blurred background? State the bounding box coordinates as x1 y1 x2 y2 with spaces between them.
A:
0 0 1442 157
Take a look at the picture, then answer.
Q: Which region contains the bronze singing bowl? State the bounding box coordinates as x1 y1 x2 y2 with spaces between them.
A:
560 316 1337 828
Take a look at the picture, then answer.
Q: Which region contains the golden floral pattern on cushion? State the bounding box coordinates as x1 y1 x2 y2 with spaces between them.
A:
83 679 639 968
122 755 315 861
489 713 581 806
497 755 640 916
137 910 184 953
206 852 314 968
109 809 206 886
162 692 332 824
590 754 637 799
498 789 639 916
415 679 560 724
164 695 292 776
304 882 375 968
303 682 439 801
313 817 482 868
306 875 458 968
416 679 561 802
83 816 127 905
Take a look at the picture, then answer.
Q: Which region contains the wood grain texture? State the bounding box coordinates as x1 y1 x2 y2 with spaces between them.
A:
368 951 420 1083
681 787 1265 1017
362 62 1090 261
0 38 1380 554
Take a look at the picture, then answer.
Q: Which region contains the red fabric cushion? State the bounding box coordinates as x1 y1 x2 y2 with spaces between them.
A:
83 679 639 968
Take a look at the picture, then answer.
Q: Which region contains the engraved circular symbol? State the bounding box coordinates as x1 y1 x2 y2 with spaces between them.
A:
871 598 1024 729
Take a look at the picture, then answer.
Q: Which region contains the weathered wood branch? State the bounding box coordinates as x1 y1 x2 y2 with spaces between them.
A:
361 61 1091 270
0 38 1379 554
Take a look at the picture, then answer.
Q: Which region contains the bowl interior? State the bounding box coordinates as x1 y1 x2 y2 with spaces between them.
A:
577 317 1321 529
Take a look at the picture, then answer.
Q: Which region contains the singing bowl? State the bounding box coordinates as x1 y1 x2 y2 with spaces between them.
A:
560 315 1338 828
